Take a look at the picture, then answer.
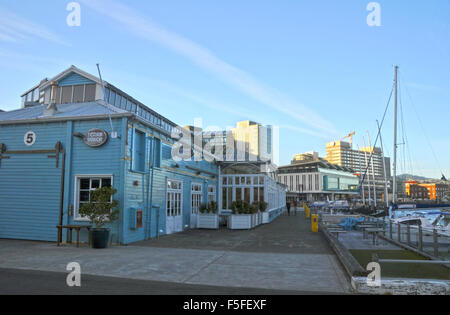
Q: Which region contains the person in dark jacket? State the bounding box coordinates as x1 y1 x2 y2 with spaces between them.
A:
286 202 291 216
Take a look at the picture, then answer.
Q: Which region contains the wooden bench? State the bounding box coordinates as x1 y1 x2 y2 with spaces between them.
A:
365 228 385 246
56 225 92 248
327 229 347 240
357 223 379 239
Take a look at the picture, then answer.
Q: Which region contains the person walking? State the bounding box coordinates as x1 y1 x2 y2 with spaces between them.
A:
293 200 298 215
286 202 291 216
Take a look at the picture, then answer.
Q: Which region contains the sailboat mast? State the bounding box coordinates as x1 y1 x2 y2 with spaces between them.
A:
392 66 399 204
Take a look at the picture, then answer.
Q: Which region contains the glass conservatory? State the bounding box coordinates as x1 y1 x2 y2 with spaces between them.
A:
219 172 286 222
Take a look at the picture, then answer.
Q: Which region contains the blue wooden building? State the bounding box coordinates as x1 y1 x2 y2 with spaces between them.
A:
0 66 218 244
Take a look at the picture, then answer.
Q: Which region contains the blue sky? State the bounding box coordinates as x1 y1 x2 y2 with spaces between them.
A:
0 0 449 178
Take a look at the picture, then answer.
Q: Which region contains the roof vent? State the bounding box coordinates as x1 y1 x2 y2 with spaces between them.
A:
43 81 59 117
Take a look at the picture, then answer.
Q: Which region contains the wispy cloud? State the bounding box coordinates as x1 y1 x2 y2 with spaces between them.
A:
0 7 69 46
405 82 441 92
106 70 329 139
80 0 338 137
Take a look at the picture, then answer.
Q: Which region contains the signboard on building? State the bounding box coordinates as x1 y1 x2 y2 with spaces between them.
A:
83 129 108 147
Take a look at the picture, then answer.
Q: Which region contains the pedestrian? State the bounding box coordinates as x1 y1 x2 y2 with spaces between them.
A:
293 200 298 215
286 202 291 216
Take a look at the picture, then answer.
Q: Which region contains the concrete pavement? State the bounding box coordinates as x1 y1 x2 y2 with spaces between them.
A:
1 268 337 295
0 214 351 294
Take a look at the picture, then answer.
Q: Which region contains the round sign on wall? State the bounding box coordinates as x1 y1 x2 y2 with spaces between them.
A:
83 129 109 147
24 131 36 146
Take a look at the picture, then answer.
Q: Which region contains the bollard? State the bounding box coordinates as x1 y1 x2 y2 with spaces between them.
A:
433 229 439 258
418 225 423 252
407 224 411 245
311 215 319 233
389 220 393 239
398 224 401 243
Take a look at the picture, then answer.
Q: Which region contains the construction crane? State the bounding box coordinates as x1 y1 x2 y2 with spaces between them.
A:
342 131 356 148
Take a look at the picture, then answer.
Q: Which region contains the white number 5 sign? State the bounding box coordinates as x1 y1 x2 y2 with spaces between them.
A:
24 131 36 146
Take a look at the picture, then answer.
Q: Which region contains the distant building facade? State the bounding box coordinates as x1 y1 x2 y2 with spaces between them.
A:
202 120 276 175
409 184 430 200
405 180 450 201
277 152 359 202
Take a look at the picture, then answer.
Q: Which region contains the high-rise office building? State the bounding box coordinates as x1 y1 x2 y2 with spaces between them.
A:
231 121 273 163
326 141 391 202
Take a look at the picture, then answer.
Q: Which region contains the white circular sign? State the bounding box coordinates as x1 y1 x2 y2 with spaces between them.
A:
24 131 36 146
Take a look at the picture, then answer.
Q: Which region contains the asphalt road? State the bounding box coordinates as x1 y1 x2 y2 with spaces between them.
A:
0 268 343 295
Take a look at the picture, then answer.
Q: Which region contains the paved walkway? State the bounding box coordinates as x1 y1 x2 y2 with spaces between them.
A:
0 214 351 294
135 211 331 254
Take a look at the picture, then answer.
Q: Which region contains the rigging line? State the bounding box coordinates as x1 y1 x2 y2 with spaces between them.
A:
399 70 444 175
398 78 407 174
398 75 416 176
360 80 395 185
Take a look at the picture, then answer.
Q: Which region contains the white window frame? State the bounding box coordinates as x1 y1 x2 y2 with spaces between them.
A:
191 183 203 214
167 179 183 217
208 185 216 203
74 174 114 221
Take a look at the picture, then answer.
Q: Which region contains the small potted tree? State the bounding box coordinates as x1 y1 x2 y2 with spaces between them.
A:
252 202 262 226
250 203 259 228
198 201 219 229
259 202 269 224
79 186 119 249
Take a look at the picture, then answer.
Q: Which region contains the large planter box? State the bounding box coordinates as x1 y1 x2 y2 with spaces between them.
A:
198 214 219 229
228 214 252 230
262 212 270 224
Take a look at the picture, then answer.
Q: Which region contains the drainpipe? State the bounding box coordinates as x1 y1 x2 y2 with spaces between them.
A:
58 149 66 241
146 137 155 239
44 81 59 117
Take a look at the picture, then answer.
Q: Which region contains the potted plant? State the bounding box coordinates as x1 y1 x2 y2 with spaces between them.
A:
252 202 262 226
250 202 259 227
228 200 253 230
79 186 119 249
198 201 219 229
258 201 270 224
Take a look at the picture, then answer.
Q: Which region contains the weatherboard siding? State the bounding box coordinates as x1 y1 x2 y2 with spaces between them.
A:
58 72 95 87
0 116 218 244
121 121 218 244
67 118 124 243
0 122 67 241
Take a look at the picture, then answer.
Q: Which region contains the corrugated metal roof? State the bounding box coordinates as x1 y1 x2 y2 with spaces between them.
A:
0 101 129 122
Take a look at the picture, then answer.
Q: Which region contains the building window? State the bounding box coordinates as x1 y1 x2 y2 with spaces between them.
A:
75 176 113 221
167 180 182 217
132 129 146 172
109 90 116 105
73 85 84 103
85 84 96 102
208 185 216 203
61 86 72 104
191 183 203 215
115 94 122 107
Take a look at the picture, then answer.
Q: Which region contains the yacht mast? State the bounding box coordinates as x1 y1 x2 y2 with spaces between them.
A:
392 66 399 205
